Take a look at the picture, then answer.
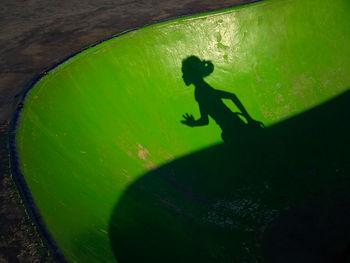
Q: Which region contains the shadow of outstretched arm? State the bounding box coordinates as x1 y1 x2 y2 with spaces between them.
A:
215 89 264 128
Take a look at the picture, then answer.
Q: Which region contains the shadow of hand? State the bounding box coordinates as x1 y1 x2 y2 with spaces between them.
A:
181 113 195 127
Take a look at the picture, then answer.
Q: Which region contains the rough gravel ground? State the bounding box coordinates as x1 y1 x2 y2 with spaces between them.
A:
0 123 54 262
0 0 256 262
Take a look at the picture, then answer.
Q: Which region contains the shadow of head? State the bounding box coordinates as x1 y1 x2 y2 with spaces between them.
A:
182 56 214 86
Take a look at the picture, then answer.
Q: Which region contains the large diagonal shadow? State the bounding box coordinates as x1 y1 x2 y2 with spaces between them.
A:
109 57 350 262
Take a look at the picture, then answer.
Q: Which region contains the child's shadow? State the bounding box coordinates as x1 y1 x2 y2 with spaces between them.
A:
180 56 264 147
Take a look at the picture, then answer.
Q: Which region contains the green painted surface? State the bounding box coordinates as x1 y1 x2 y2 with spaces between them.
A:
16 0 350 262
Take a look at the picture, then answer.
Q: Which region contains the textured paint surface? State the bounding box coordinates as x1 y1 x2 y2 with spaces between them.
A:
16 0 350 262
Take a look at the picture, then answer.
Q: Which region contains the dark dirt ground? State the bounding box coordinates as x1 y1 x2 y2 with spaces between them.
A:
0 0 257 262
